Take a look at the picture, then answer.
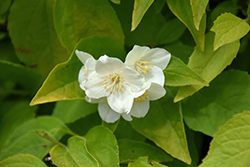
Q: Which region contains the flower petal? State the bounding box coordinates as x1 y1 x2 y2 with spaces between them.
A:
144 66 165 87
133 81 151 98
130 99 150 118
120 67 144 92
85 71 109 99
141 47 171 70
107 84 133 114
125 45 150 70
75 50 94 64
85 57 96 75
79 66 87 90
122 113 133 121
147 83 166 100
96 55 124 75
98 103 120 123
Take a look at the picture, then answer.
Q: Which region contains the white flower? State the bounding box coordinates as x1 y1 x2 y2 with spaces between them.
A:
75 50 96 91
125 45 171 86
84 55 144 114
86 82 166 123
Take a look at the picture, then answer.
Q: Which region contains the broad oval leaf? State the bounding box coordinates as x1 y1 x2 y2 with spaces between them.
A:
85 126 119 167
128 157 168 167
211 13 250 51
54 0 124 52
157 18 186 45
182 70 250 136
53 100 97 124
174 32 240 102
118 139 173 163
50 136 98 167
166 0 206 51
130 87 191 164
190 0 209 30
0 154 46 167
8 0 70 77
131 0 154 31
164 56 208 87
30 36 125 106
199 111 250 167
0 116 71 161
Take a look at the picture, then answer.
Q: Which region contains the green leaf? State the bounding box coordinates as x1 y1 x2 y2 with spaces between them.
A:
199 111 250 167
157 18 186 45
118 139 173 163
102 119 120 132
182 70 250 136
0 116 71 161
0 154 46 167
112 0 165 47
0 100 36 151
0 39 20 63
50 136 98 167
0 0 11 15
30 36 125 106
54 0 124 52
190 0 209 30
53 100 97 124
8 0 70 77
174 32 240 102
0 60 43 93
131 0 154 31
211 13 250 50
85 126 119 167
128 157 168 167
164 56 208 87
130 87 191 164
163 40 194 64
166 0 206 51
110 0 120 4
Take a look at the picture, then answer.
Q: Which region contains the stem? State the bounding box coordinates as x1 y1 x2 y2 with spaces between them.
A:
36 131 67 148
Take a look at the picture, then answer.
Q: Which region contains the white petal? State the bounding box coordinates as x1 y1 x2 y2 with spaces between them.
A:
147 83 166 100
141 48 171 70
133 81 151 98
125 45 150 70
98 103 120 123
79 66 87 90
130 99 150 118
144 66 165 87
122 113 133 121
96 55 124 75
75 50 94 64
85 57 96 76
85 96 106 103
85 72 109 99
120 67 144 92
107 84 133 114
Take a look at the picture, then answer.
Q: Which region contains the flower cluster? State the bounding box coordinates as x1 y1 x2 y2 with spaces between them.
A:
76 45 171 123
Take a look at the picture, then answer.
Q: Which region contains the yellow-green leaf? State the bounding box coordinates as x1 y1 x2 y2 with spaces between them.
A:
131 0 154 31
199 111 250 167
211 13 250 50
190 0 209 30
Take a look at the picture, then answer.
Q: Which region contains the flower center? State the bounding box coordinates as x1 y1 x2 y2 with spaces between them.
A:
136 61 153 75
102 74 125 95
134 91 149 104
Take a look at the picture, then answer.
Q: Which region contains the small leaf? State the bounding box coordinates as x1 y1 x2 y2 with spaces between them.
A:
182 70 250 136
131 0 154 31
131 87 191 164
118 139 173 163
174 32 240 102
85 126 119 167
190 0 209 30
30 36 125 106
128 157 168 167
53 100 97 124
164 56 208 87
54 0 124 52
166 0 206 51
157 18 186 44
0 154 46 167
0 0 11 15
50 136 98 167
110 0 120 4
211 13 250 50
8 0 70 77
0 116 71 161
0 100 36 151
199 111 250 167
